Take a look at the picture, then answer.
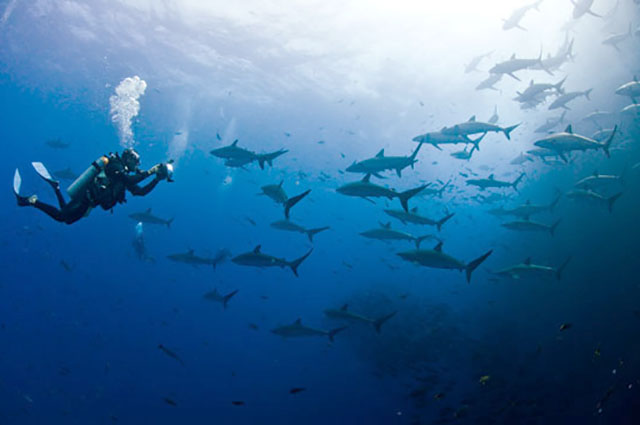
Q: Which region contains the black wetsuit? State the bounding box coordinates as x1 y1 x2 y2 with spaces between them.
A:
31 153 162 225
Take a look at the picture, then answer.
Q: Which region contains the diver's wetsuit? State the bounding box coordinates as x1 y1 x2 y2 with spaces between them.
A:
30 153 162 225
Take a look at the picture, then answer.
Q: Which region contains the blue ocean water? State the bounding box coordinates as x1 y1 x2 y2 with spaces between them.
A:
1 1 640 424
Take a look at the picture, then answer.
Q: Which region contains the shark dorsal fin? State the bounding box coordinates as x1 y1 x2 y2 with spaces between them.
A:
524 257 531 265
434 241 443 252
362 174 371 183
382 222 391 229
146 208 152 213
253 245 262 254
510 53 516 60
565 124 572 134
488 174 495 180
340 304 348 311
231 139 238 146
279 180 284 187
375 149 385 158
468 115 476 122
295 318 302 325
411 207 418 213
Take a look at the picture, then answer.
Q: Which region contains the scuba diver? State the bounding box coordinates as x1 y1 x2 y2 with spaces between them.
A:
13 148 173 225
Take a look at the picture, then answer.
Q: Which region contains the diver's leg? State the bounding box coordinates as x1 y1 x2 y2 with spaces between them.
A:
51 183 67 208
30 197 66 222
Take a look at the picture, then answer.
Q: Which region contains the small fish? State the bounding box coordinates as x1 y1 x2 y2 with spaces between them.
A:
434 392 445 400
216 132 222 140
594 346 601 358
158 344 185 366
260 295 269 300
317 140 325 144
478 375 491 385
231 401 245 406
60 260 73 272
163 397 177 406
245 217 256 226
289 387 306 394
284 132 291 137
559 323 572 331
248 323 259 331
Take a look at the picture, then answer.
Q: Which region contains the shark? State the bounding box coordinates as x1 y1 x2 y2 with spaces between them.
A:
270 220 330 242
514 78 566 103
450 145 477 161
271 318 347 342
203 288 239 309
324 305 397 333
167 248 231 269
231 245 312 277
45 138 70 149
502 0 543 31
384 209 455 231
574 170 625 190
466 173 525 191
497 196 561 220
488 105 499 124
510 152 534 165
501 218 562 236
534 125 616 160
51 167 79 181
549 89 592 110
397 241 493 283
412 131 484 150
493 256 572 280
465 50 494 73
360 222 436 248
489 52 551 81
420 180 451 198
565 190 622 213
534 111 567 133
476 73 503 91
441 116 519 140
572 0 601 19
128 208 174 228
602 23 633 51
336 174 427 212
346 143 422 178
615 76 640 103
210 139 256 161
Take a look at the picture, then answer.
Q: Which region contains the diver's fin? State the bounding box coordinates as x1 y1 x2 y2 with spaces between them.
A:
32 162 59 187
13 169 22 196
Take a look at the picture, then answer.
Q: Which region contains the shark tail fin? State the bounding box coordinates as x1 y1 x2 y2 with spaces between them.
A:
284 189 311 219
410 142 423 161
289 249 313 277
584 88 593 100
550 219 562 236
465 250 493 283
257 156 266 170
503 123 520 140
607 192 623 213
223 290 239 309
306 226 330 242
373 311 397 334
602 125 617 158
555 76 567 93
556 256 572 280
398 185 428 212
512 173 526 191
549 194 561 212
470 133 485 151
438 180 451 198
166 217 175 229
415 235 434 249
328 326 347 342
437 213 455 231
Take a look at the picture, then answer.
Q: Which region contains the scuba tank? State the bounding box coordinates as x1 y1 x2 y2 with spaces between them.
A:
67 156 109 200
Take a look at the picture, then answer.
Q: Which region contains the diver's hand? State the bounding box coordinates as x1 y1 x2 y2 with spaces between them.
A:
149 164 163 176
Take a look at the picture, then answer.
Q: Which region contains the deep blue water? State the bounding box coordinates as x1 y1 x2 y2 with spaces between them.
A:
1 1 640 424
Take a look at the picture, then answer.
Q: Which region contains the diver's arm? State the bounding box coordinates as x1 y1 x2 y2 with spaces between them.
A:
127 176 162 196
125 169 154 185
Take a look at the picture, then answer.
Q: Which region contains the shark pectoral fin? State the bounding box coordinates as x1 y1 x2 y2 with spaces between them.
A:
253 245 261 253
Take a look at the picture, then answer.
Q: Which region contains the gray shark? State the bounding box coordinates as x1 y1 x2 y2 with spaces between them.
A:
384 209 454 231
532 37 574 72
615 76 640 103
397 242 492 283
346 143 422 178
441 116 519 140
510 152 534 165
535 111 567 133
210 139 256 161
167 249 231 269
45 138 70 149
572 0 601 19
360 222 436 248
501 218 561 236
270 219 330 242
128 208 174 228
565 189 622 213
499 196 560 220
412 132 484 151
466 173 525 191
493 256 572 280
502 0 543 31
476 73 503 91
582 111 616 128
271 318 346 342
231 245 312 277
514 78 566 103
450 145 477 161
51 167 79 181
534 125 616 160
336 174 427 212
489 52 551 81
488 105 499 124
465 51 494 73
420 180 451 198
549 89 592 110
203 288 239 309
575 170 625 190
603 23 632 50
526 147 565 161
324 305 397 333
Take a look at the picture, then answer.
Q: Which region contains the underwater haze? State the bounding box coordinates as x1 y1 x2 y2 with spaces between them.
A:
1 0 640 423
